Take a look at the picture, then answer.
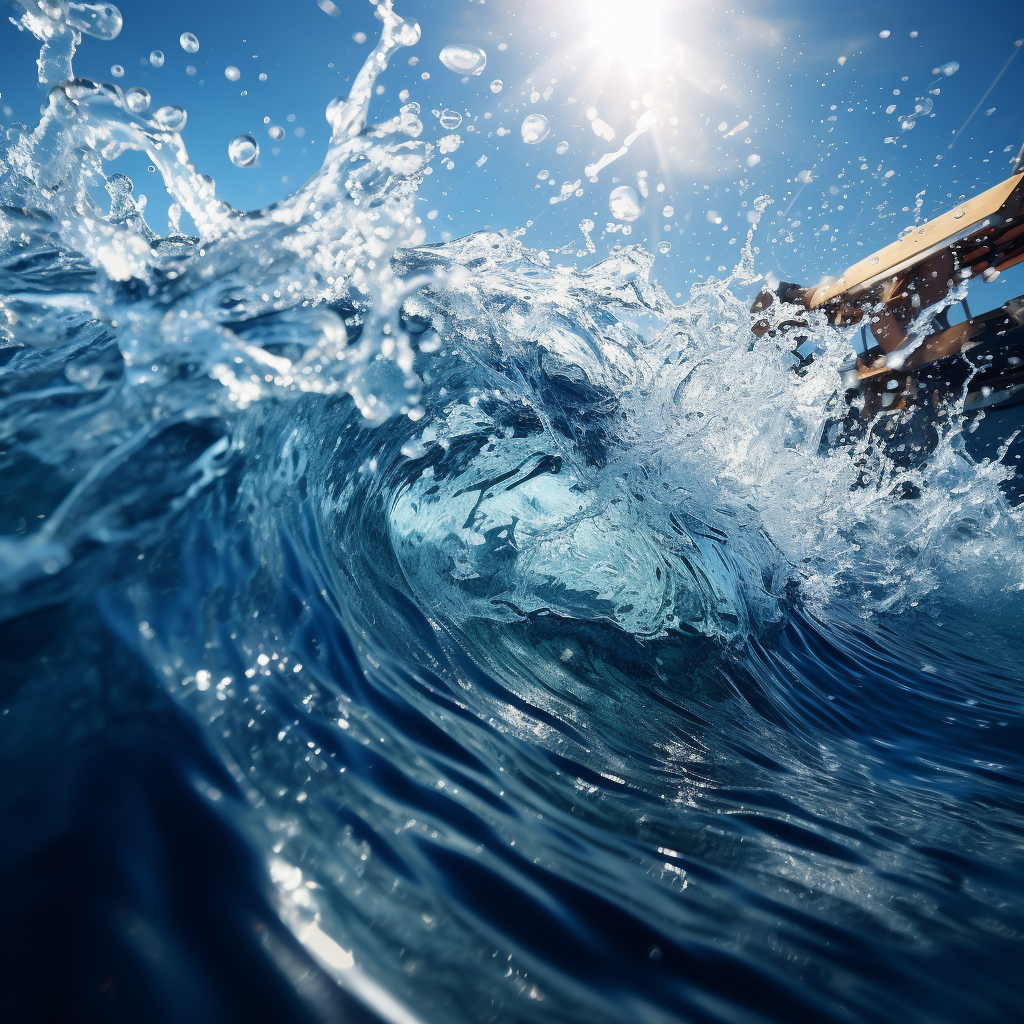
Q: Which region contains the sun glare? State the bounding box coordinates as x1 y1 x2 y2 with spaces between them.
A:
585 0 681 70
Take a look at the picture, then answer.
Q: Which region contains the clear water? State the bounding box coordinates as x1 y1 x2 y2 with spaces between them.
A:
2 3 1023 1023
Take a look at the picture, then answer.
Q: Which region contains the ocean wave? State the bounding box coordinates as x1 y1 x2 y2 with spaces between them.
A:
2 3 1023 1022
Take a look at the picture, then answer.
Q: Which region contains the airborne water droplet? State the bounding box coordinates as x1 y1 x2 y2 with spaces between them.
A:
490 79 503 94
658 241 672 254
229 134 259 167
125 87 151 114
110 64 124 78
66 3 123 41
609 185 641 222
439 108 462 130
149 49 164 68
154 105 187 131
556 141 569 155
225 66 241 82
938 60 959 77
268 125 285 140
520 113 550 145
439 44 487 76
180 32 199 54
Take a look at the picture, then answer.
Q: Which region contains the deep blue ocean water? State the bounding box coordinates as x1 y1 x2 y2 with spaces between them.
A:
2 3 1023 1023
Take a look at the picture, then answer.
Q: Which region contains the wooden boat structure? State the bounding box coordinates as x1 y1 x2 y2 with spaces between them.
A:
751 149 1024 497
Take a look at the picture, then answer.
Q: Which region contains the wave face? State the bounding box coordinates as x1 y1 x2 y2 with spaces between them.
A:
2 4 1023 1023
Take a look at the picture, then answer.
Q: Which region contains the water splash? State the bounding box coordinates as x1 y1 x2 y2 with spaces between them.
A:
2 4 1023 1024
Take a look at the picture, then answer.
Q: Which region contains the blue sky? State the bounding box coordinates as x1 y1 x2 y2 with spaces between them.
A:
3 0 1024 308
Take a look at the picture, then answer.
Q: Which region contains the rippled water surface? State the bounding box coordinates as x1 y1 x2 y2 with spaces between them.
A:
2 3 1023 1023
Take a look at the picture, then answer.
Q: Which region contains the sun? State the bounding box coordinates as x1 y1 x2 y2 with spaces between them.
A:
583 0 683 72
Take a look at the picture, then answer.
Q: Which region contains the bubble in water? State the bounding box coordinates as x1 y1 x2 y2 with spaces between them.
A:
66 3 123 40
225 66 241 82
439 108 462 130
125 87 151 114
154 105 187 131
520 113 550 145
180 32 199 54
609 185 641 222
268 125 285 140
110 64 124 78
228 134 259 167
439 44 487 76
490 79 503 94
149 49 164 68
658 240 672 254
556 140 569 155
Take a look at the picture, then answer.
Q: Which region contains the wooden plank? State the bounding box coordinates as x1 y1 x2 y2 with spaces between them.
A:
807 172 1024 308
